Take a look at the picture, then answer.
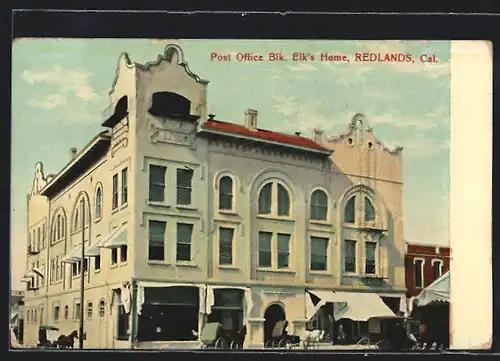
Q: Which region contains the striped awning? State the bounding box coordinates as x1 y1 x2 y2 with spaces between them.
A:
61 245 83 264
100 224 128 249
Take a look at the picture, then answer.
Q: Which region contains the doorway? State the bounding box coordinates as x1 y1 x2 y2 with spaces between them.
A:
263 303 286 345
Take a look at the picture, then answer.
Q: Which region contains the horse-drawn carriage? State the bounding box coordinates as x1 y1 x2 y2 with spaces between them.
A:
199 322 247 349
38 325 60 348
264 320 301 349
355 316 419 351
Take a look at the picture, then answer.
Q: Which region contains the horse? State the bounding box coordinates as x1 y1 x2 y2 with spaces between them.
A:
56 330 79 349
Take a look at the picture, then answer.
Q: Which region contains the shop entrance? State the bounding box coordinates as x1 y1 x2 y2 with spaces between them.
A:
263 303 286 345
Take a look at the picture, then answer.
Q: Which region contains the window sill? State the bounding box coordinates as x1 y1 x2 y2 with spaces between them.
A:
257 268 295 274
94 216 103 224
256 215 295 223
119 261 128 267
175 261 198 268
343 272 359 277
310 270 332 276
218 210 238 216
218 264 239 270
147 260 169 266
111 207 119 215
94 269 101 274
309 220 333 226
147 201 171 209
111 263 118 269
121 203 128 210
50 280 63 285
176 205 197 211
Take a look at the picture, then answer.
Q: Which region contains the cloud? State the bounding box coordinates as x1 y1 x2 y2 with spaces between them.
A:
26 94 67 109
21 65 99 102
285 63 317 72
370 105 449 130
321 61 374 84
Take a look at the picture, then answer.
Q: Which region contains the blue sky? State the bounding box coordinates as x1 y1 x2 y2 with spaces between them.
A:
11 39 450 288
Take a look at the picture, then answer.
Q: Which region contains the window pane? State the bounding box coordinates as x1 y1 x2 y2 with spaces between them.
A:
95 255 101 270
219 176 233 210
112 174 118 209
277 184 290 216
344 240 356 273
311 237 328 271
433 262 441 280
176 169 193 205
365 198 375 222
258 183 272 214
149 165 166 202
344 196 356 223
311 190 328 220
414 260 423 288
121 168 128 204
365 242 376 274
258 232 272 267
120 245 128 263
277 233 290 269
219 228 234 265
176 223 193 261
149 221 165 261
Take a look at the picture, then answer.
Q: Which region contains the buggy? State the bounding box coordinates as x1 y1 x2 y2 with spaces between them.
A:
355 316 419 351
199 322 247 350
38 325 60 348
264 320 301 349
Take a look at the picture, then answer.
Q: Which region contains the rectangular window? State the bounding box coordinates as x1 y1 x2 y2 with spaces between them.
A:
176 223 193 261
83 258 89 274
111 248 118 265
414 260 424 288
433 261 442 280
74 301 81 320
95 255 101 271
112 174 118 210
117 297 130 340
149 165 166 202
148 220 166 261
121 168 128 205
120 245 128 263
345 240 356 273
258 232 272 268
53 304 60 322
42 224 46 248
311 237 328 271
72 262 79 277
277 233 290 269
219 227 234 265
365 242 377 274
176 168 193 205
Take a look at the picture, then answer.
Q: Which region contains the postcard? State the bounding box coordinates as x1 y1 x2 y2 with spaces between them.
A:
10 39 492 351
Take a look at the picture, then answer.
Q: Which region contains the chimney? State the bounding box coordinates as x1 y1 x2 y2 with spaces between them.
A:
245 109 258 131
295 132 302 137
70 147 78 161
208 114 215 120
313 128 324 143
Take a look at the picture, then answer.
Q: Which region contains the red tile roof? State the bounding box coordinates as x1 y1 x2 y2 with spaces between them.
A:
201 119 330 153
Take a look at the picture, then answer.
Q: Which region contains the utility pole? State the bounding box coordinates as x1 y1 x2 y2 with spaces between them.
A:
79 198 85 349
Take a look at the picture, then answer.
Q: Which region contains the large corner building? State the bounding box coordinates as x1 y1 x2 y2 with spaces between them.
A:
22 45 406 349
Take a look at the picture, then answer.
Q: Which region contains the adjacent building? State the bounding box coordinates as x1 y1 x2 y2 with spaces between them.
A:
21 44 406 349
404 241 451 298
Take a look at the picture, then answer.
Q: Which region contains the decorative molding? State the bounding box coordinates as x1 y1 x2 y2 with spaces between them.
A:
149 123 193 147
31 162 48 196
109 44 209 95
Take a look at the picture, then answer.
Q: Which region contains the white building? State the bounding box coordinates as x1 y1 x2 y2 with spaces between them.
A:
21 44 406 349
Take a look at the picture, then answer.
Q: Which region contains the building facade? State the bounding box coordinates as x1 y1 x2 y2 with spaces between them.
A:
21 45 406 349
404 242 450 298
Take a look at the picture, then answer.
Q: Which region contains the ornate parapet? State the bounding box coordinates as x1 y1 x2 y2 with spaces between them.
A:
30 162 48 196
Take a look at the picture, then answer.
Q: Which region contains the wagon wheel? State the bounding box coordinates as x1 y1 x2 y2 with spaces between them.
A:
285 340 294 349
25 340 37 348
215 337 227 349
265 339 273 348
278 339 287 348
230 340 241 349
375 340 389 350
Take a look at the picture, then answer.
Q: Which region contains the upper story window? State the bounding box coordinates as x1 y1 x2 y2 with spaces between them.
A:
148 220 166 261
72 196 90 233
95 186 103 220
112 174 119 210
121 168 128 205
414 259 424 288
176 168 193 206
310 236 329 271
258 181 290 217
432 259 443 281
343 192 377 226
218 176 234 211
310 189 328 221
149 165 166 202
52 211 66 244
258 231 291 270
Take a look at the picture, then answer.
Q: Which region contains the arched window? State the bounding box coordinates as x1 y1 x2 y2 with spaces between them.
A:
87 301 93 320
95 187 103 219
56 215 61 240
258 181 291 217
365 197 376 222
64 305 69 319
99 299 105 318
73 208 80 231
218 176 233 210
344 196 356 223
310 189 328 221
72 195 90 232
52 210 66 244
